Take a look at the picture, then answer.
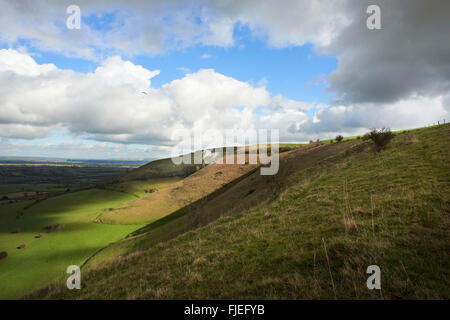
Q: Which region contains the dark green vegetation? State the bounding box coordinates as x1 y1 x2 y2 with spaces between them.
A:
118 156 199 181
27 124 449 299
366 127 395 152
0 159 146 204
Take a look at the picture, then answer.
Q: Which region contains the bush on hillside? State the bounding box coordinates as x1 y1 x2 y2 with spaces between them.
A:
367 127 394 152
335 135 344 142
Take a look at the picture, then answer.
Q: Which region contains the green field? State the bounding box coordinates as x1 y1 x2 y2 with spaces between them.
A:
0 189 144 299
0 164 135 204
28 124 449 299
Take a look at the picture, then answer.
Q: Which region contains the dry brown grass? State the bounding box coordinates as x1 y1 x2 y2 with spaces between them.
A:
99 159 259 225
344 218 358 233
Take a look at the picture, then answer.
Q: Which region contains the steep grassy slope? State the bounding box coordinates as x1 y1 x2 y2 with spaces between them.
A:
93 144 304 226
104 177 182 198
1 145 298 298
97 157 260 225
29 125 450 299
86 140 358 266
98 177 183 224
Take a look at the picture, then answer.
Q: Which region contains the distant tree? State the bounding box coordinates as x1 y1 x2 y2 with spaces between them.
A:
335 135 344 142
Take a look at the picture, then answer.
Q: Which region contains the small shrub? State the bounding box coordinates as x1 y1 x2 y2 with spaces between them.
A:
356 136 361 140
335 135 344 142
367 127 394 152
0 251 7 260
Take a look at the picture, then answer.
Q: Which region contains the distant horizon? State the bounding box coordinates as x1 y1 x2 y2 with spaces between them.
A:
0 155 154 162
1 123 445 161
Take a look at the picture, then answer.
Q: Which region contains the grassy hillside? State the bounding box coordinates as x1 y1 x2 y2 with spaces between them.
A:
1 145 296 298
82 143 309 266
29 124 450 299
98 177 183 225
86 141 356 267
0 189 144 299
96 156 261 225
94 144 302 226
117 157 199 181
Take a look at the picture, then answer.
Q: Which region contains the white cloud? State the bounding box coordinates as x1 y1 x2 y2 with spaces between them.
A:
0 0 351 59
1 0 448 108
0 49 448 158
286 95 448 141
0 49 269 146
201 53 212 59
0 124 53 140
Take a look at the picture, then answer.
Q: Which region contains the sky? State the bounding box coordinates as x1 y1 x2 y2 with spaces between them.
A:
0 0 449 159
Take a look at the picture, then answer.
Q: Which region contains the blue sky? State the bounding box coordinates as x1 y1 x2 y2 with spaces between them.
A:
0 1 448 159
29 25 336 105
